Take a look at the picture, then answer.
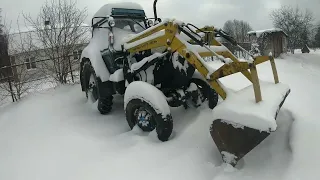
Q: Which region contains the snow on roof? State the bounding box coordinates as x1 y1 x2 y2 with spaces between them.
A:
93 2 144 18
247 28 288 38
8 24 91 55
9 23 90 35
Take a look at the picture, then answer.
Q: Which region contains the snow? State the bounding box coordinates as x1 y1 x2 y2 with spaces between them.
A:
174 34 216 79
221 151 238 165
172 52 189 72
248 28 287 38
186 82 198 92
224 58 233 64
122 19 169 43
80 28 110 82
1 50 320 180
109 68 124 82
173 19 185 26
123 30 166 50
192 45 228 53
112 28 138 51
124 81 170 117
130 52 166 71
8 24 90 55
212 81 290 132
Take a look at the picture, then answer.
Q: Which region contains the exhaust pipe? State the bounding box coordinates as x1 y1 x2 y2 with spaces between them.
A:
153 0 158 20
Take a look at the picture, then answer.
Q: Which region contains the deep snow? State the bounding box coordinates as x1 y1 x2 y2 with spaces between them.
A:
212 81 290 132
0 50 320 180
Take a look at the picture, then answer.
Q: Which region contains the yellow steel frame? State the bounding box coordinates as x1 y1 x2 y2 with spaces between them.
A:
124 20 280 103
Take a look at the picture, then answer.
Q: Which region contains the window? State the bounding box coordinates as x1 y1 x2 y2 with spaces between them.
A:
31 57 36 69
10 56 16 65
73 51 78 60
25 57 36 69
73 50 82 60
114 19 146 33
25 58 30 69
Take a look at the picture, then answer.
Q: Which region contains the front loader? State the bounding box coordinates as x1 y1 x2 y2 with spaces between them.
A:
121 0 291 166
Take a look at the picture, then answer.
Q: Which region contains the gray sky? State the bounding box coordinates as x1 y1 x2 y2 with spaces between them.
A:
2 0 320 31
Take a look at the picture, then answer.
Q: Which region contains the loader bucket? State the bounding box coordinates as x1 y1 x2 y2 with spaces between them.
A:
210 84 290 167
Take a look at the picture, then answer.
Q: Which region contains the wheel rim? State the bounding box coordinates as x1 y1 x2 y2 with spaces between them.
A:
134 107 156 131
87 74 99 101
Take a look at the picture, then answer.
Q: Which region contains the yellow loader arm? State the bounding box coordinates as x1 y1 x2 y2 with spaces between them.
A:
123 19 279 103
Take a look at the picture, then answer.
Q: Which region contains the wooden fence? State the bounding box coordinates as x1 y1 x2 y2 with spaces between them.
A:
0 54 81 104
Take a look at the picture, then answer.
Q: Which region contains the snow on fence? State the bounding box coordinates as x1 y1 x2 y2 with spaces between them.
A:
0 53 81 106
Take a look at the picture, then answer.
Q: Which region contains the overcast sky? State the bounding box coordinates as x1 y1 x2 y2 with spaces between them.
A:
2 0 320 30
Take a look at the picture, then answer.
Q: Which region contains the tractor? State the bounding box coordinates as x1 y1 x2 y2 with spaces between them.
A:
80 1 290 166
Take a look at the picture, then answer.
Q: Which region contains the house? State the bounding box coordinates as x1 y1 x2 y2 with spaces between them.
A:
247 28 288 58
0 33 14 83
5 24 91 83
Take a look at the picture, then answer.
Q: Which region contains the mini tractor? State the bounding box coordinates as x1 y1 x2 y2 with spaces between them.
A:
80 0 290 166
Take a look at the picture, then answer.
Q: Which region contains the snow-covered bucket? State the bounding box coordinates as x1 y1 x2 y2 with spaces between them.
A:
210 81 291 167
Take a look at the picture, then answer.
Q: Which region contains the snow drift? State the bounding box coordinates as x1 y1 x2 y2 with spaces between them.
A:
0 50 320 180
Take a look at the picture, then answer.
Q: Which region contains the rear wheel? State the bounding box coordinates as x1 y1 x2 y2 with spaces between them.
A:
126 99 173 141
87 73 99 101
82 60 113 114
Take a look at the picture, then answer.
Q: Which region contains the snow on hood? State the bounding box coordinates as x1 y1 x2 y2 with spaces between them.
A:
112 27 139 51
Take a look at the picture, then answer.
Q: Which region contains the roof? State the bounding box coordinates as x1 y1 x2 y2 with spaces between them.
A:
8 24 91 56
247 28 288 38
9 23 90 35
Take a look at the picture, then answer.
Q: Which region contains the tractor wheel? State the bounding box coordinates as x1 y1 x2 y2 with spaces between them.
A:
191 78 219 109
82 61 113 114
125 99 173 142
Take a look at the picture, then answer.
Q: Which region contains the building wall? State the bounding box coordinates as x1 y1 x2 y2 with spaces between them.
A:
249 32 287 58
9 43 87 83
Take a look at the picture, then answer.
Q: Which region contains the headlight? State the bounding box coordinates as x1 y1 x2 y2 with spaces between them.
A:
108 20 115 27
147 19 154 27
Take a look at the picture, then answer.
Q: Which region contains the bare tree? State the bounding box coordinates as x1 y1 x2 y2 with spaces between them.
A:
0 15 46 101
0 8 8 73
0 8 3 34
0 8 13 102
270 5 314 53
223 19 253 43
23 0 89 84
314 23 320 48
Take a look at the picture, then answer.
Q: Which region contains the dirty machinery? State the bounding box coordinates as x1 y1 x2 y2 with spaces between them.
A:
81 0 290 166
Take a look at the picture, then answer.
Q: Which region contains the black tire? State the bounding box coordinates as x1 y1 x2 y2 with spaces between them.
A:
191 78 219 109
125 99 173 142
82 60 113 114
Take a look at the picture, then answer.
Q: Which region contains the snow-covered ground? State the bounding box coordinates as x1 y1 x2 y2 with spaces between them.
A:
0 50 320 180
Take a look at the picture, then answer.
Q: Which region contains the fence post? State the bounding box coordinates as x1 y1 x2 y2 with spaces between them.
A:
68 55 74 83
5 66 15 102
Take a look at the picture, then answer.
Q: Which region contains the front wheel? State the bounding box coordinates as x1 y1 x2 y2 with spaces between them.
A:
126 99 173 142
191 78 219 109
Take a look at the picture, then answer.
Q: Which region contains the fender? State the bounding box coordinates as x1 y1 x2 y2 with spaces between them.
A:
80 44 111 83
